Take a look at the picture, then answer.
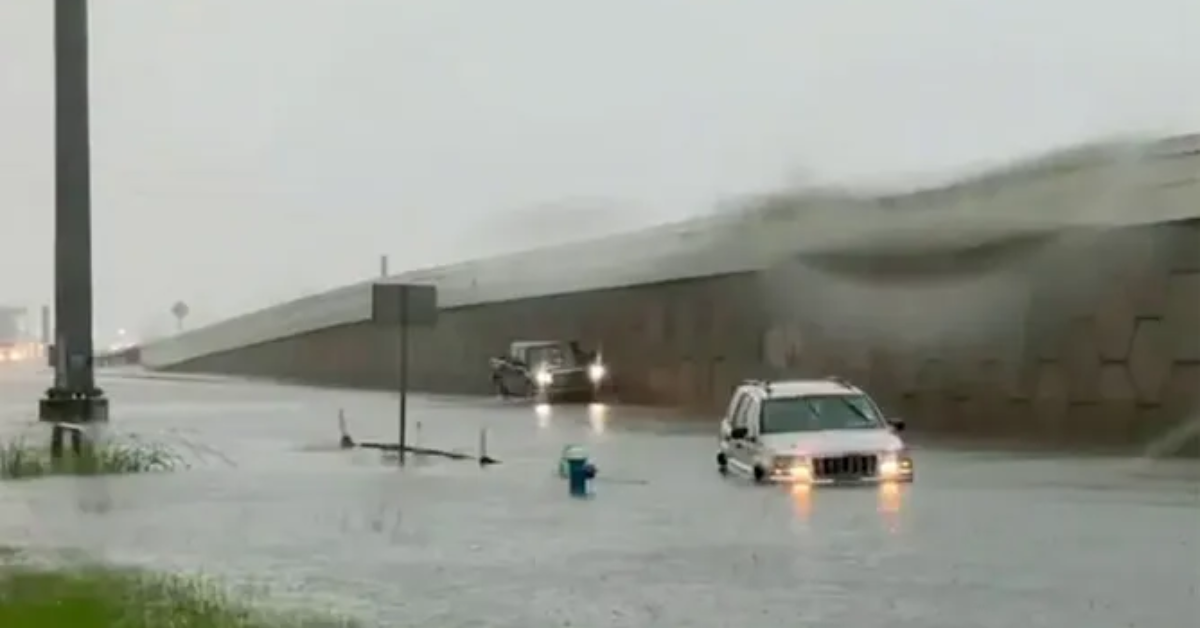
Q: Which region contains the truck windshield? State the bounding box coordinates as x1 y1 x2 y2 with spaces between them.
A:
760 394 884 433
527 345 573 367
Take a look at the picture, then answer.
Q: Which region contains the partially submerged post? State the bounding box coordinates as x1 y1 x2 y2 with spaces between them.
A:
337 409 501 465
337 409 354 449
370 282 437 466
39 0 108 456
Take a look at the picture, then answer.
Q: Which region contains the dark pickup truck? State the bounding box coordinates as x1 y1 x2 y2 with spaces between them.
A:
489 340 608 403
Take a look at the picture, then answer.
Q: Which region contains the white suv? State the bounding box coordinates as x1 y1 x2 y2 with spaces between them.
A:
716 377 914 484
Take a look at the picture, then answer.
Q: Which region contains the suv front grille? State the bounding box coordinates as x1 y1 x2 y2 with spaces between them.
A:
813 454 877 479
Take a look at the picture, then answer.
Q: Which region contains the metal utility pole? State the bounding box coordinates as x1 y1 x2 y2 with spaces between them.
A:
379 254 389 278
39 0 108 456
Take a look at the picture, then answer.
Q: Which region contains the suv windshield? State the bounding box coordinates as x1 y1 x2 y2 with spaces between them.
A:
760 394 884 433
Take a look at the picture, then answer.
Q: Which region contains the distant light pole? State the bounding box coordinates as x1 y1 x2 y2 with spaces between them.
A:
39 0 108 456
40 305 51 349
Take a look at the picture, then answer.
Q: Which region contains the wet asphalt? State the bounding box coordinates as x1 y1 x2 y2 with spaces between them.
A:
1 366 1197 628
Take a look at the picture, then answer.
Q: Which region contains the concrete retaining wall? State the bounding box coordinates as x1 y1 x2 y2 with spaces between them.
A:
161 220 1199 451
94 346 141 368
142 135 1200 452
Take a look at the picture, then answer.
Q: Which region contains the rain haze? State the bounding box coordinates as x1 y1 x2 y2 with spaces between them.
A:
1 0 1197 344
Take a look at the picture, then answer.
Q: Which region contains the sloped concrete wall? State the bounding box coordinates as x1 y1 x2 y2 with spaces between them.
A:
167 219 1199 451
140 134 1200 371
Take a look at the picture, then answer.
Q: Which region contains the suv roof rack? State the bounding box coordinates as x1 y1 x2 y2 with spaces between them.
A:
741 378 774 395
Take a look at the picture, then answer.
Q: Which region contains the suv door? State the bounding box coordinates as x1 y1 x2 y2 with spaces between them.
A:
727 393 755 467
720 390 744 439
740 396 763 462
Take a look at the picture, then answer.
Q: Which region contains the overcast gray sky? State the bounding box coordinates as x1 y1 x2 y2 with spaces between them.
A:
1 0 1196 341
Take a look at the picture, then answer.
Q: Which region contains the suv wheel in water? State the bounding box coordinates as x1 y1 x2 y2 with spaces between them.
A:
753 465 768 483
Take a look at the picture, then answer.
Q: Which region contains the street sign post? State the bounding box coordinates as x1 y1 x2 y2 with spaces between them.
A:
371 283 437 465
171 301 189 331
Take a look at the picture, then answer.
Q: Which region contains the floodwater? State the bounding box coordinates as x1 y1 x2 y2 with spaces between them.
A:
1 366 1197 628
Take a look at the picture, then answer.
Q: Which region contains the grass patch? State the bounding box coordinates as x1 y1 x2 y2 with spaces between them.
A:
0 563 356 627
0 434 185 480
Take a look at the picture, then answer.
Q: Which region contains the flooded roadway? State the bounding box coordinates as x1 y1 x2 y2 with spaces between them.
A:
1 366 1197 628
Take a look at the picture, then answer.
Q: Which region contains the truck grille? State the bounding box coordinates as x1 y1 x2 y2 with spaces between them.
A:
813 454 877 479
552 371 590 388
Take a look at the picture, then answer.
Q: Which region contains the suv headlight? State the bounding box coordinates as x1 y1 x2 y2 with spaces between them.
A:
535 369 553 385
772 454 812 480
878 451 912 478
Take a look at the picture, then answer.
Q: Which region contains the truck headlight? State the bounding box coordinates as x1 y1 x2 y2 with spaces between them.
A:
535 369 553 385
588 363 606 382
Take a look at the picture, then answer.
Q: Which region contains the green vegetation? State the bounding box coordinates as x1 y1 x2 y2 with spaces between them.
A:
0 434 184 480
0 563 356 627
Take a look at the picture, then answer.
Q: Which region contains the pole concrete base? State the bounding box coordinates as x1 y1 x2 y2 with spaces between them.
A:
39 391 108 459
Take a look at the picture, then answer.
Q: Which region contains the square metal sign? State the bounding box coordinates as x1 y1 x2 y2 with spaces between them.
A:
371 283 438 327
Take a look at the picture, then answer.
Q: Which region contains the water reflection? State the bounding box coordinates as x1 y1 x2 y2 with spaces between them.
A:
877 481 905 515
588 403 609 434
789 483 813 521
534 403 551 428
787 482 907 525
877 481 905 532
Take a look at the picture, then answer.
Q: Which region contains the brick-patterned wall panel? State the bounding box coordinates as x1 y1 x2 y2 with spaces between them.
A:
1164 274 1200 361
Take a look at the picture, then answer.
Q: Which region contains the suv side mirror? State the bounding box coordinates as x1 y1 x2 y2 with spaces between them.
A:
730 427 748 439
887 418 906 432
